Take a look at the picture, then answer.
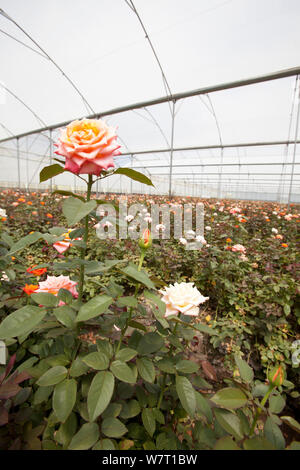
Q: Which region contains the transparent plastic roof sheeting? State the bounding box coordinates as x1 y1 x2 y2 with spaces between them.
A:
0 0 300 203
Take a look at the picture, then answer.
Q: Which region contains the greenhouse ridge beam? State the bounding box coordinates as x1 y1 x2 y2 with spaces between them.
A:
134 162 300 168
1 65 300 143
120 140 300 156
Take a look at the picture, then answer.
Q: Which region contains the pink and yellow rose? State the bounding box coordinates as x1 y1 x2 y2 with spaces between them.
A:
55 118 121 176
35 275 78 302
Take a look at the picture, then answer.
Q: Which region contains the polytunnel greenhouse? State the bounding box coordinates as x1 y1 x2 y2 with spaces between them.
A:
0 0 299 454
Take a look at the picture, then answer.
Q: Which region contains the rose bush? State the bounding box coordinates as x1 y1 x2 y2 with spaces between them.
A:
0 119 299 450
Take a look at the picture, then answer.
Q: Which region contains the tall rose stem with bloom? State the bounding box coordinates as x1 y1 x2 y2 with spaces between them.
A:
249 365 284 436
78 175 93 302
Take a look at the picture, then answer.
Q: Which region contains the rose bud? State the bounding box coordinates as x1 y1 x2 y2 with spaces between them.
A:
268 364 285 387
138 228 152 250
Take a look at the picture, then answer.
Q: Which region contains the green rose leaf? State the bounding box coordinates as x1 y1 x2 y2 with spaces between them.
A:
176 360 199 374
62 197 97 226
53 379 77 423
214 408 244 441
136 358 155 383
243 436 276 450
8 232 43 256
36 366 68 387
101 417 128 438
142 408 156 437
176 375 196 417
76 295 113 322
53 306 76 329
87 371 115 422
114 168 154 187
119 400 141 420
31 293 58 307
137 332 164 355
120 265 155 289
55 413 77 448
110 361 136 384
69 357 89 377
213 436 241 450
211 387 248 409
269 394 286 414
68 423 99 450
115 348 137 362
264 417 285 450
40 164 65 183
82 352 109 371
280 416 300 434
0 306 47 339
234 355 254 383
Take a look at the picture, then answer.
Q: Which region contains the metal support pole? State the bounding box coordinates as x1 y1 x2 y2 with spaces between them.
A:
16 137 20 189
26 136 29 192
49 129 53 192
217 146 224 199
168 100 176 197
130 154 133 194
287 81 300 209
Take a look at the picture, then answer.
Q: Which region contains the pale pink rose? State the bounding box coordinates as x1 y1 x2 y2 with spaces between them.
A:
53 240 72 254
55 118 121 176
229 207 241 214
53 229 81 254
231 244 246 254
35 275 78 303
159 282 209 318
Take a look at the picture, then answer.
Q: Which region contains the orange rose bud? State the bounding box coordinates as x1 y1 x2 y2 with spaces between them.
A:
27 265 47 276
138 228 152 250
22 284 39 295
268 364 285 387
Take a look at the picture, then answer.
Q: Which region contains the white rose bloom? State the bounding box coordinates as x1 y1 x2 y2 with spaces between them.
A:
186 230 195 237
196 235 207 244
160 282 209 318
125 215 134 222
271 228 278 234
144 216 152 223
205 226 211 231
0 208 7 218
155 224 166 231
179 237 187 245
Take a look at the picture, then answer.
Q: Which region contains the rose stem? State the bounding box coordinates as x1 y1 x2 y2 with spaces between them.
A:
78 174 93 302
